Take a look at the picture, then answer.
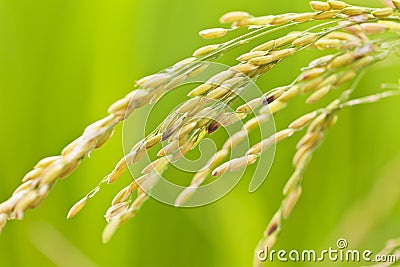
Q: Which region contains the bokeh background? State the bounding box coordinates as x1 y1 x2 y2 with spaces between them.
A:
1 0 400 266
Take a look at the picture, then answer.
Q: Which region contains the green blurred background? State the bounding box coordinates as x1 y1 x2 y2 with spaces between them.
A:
1 0 400 266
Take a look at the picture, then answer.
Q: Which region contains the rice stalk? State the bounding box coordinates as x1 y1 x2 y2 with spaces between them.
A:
0 3 399 266
90 16 385 228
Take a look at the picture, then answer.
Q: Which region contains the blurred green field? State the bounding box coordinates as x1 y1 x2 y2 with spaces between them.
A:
1 0 400 266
